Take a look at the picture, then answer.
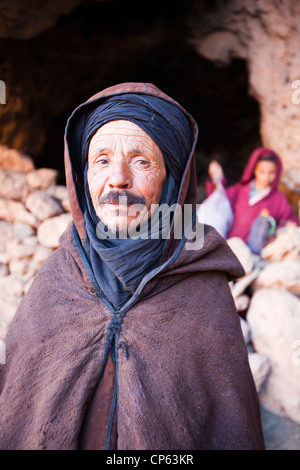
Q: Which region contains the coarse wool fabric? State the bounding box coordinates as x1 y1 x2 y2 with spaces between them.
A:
0 83 265 450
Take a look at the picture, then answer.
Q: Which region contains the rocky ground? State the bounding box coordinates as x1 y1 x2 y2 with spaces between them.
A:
228 226 300 429
0 144 300 449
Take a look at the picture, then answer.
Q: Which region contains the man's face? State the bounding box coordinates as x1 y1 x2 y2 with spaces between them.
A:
87 120 167 235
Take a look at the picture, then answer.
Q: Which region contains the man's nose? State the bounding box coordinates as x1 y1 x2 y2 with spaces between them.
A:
108 161 132 189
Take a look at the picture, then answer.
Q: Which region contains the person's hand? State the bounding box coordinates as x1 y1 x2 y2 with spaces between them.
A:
208 160 224 182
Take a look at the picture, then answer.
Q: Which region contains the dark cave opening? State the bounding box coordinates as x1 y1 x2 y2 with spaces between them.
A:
41 58 261 200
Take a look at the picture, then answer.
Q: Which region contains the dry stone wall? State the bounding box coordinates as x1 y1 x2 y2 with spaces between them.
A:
0 145 72 339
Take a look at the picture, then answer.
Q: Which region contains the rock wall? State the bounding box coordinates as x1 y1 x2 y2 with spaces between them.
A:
0 146 72 339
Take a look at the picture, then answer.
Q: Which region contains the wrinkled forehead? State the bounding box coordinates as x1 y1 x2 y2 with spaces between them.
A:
88 120 164 160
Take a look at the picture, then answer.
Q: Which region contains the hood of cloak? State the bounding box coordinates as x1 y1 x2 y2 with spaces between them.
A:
64 82 198 253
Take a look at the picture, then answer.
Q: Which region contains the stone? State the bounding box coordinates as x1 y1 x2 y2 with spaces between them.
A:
191 30 244 66
23 276 35 295
5 238 37 261
37 213 72 248
16 246 53 281
22 235 38 247
227 237 254 275
14 207 40 228
0 198 39 227
25 190 63 221
0 220 13 251
247 288 300 423
7 244 52 282
0 168 30 201
256 260 300 295
248 352 271 392
0 274 25 297
235 294 250 312
0 296 22 340
8 258 31 276
261 225 300 262
0 199 24 221
26 168 58 190
0 253 7 264
61 198 71 212
0 263 8 277
231 269 261 298
0 145 35 172
13 222 35 240
46 185 69 201
32 245 53 264
46 186 71 212
240 316 251 345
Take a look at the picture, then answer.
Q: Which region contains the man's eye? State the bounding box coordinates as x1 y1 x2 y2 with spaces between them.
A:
133 158 150 167
95 157 108 165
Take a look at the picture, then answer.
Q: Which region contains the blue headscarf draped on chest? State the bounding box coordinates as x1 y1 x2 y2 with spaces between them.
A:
80 93 193 309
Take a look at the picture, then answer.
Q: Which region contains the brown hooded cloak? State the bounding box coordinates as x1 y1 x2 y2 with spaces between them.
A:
0 83 265 450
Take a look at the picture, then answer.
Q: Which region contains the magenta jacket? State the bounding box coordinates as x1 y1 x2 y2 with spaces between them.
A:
206 147 298 242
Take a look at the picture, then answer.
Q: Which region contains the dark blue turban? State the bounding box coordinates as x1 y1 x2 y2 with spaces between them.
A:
81 93 193 185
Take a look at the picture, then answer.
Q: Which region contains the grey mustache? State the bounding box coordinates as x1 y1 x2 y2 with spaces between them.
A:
98 190 146 206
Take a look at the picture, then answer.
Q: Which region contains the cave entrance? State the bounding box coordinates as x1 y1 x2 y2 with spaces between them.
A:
34 2 261 193
42 56 261 198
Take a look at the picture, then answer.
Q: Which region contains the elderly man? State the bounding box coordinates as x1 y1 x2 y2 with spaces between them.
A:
0 83 265 450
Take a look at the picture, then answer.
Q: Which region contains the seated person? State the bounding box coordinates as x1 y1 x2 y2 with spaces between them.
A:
206 147 298 253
